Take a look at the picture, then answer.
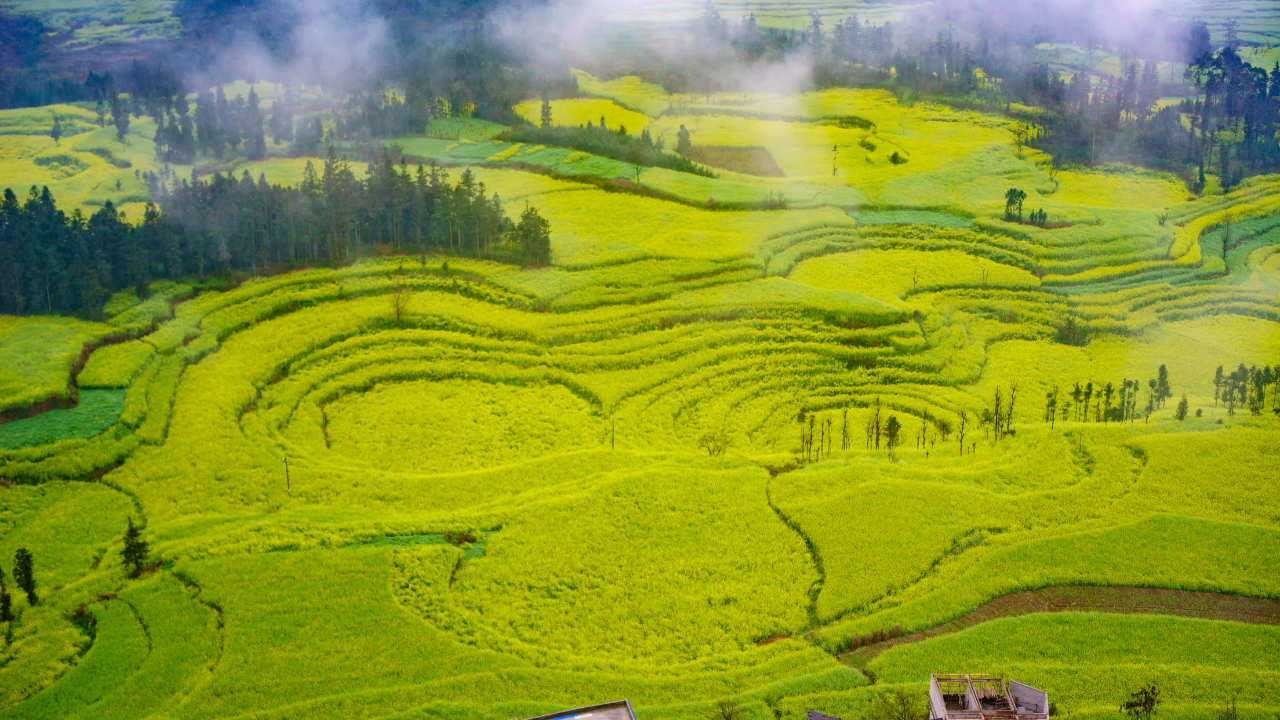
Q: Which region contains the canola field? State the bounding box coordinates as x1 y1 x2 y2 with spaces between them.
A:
1 71 1280 720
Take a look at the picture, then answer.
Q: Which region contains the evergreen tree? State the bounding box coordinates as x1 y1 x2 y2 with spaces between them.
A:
677 124 691 154
516 203 551 266
218 87 242 151
540 93 552 129
884 415 901 460
50 113 62 143
122 518 149 577
1004 187 1027 219
1175 394 1189 420
1156 364 1171 408
269 87 294 144
110 94 130 142
13 548 36 605
244 88 267 160
1187 21 1212 63
1138 61 1159 119
1223 19 1239 51
195 88 221 158
0 566 12 622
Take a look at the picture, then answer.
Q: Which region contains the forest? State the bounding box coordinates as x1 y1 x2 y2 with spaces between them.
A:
0 152 550 317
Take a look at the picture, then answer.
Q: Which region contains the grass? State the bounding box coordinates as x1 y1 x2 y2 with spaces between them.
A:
0 390 126 450
424 118 509 141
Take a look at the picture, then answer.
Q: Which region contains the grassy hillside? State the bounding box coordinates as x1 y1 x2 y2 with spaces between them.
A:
0 65 1279 720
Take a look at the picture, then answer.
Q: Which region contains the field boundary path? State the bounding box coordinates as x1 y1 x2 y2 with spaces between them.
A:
838 585 1280 664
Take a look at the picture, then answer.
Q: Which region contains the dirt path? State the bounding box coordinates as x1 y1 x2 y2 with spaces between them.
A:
838 585 1280 664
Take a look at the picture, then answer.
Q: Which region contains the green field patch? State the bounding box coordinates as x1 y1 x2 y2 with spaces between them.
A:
355 531 492 560
424 117 509 141
851 209 973 228
0 390 125 450
31 154 90 177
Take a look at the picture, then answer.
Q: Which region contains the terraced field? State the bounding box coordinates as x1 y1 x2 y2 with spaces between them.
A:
1 70 1279 720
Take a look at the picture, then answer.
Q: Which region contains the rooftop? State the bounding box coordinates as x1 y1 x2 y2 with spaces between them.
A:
522 700 636 720
928 674 1049 720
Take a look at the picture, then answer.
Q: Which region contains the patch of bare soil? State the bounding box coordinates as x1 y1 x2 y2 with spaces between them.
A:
838 585 1280 664
682 146 785 177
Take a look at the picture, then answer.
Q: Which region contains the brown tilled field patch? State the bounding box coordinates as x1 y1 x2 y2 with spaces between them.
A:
682 146 785 177
836 586 1280 664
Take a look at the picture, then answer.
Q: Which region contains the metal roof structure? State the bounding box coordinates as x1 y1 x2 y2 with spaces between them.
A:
928 674 1050 720
521 700 636 720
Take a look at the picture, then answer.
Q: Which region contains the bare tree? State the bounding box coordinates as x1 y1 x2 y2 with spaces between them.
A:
1012 123 1033 158
698 428 732 457
389 282 412 327
873 396 883 449
957 410 967 456
1006 381 1018 436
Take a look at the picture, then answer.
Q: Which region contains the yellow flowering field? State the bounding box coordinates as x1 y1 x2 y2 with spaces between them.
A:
2 63 1280 720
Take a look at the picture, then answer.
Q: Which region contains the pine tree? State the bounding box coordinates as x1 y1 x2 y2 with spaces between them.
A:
50 113 63 143
540 93 552 129
677 124 691 154
111 94 130 142
1156 364 1171 408
13 548 36 606
516 203 551 266
122 518 150 578
1175 394 1189 421
0 566 12 622
245 88 267 161
884 415 901 460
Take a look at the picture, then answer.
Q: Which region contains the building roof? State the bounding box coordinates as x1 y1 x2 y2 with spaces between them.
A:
522 700 636 720
928 674 1049 720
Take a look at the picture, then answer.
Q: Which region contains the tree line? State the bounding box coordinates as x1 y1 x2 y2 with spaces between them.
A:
503 113 716 180
1043 367 1173 427
1213 363 1278 416
0 149 551 317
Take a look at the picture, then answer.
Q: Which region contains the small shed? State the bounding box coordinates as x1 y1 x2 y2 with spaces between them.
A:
928 674 1049 720
522 700 636 720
